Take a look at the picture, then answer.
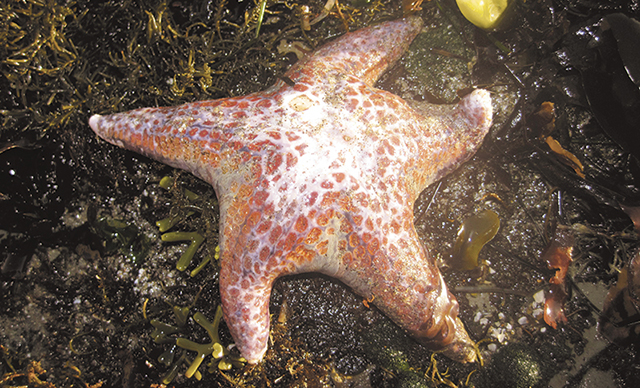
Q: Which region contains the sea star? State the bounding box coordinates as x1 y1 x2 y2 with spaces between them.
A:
89 15 492 364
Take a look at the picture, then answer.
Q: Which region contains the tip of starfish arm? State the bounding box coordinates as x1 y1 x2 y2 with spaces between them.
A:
89 114 102 134
458 89 493 131
238 338 269 365
441 316 478 363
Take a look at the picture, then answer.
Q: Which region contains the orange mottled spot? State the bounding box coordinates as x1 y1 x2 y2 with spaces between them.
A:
246 211 261 227
266 255 278 272
338 196 353 212
305 227 322 245
285 132 301 142
386 115 398 126
373 252 389 272
372 93 384 107
414 281 428 294
297 246 315 262
285 245 314 264
394 192 404 205
333 172 346 183
256 220 272 235
202 101 220 108
247 239 259 253
349 177 360 191
295 144 308 155
316 212 329 226
131 133 142 145
367 238 380 255
267 131 281 140
306 191 318 207
249 163 262 180
286 152 298 168
256 100 272 108
338 239 347 250
321 180 334 189
250 190 269 207
237 184 254 200
352 215 363 226
341 220 354 235
232 111 247 119
354 192 369 208
283 232 298 251
294 83 309 92
346 98 358 111
320 191 339 207
210 141 222 151
259 246 271 262
266 154 283 174
348 233 359 248
387 244 398 257
316 240 329 255
269 225 283 245
294 215 308 233
354 245 367 261
142 132 151 149
342 251 354 265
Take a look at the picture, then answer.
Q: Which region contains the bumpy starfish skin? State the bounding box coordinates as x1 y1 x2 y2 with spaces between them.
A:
89 15 492 364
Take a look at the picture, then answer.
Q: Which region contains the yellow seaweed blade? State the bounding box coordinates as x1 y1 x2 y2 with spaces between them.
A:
456 0 509 29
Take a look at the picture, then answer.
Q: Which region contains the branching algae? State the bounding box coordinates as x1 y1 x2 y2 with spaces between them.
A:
147 303 246 384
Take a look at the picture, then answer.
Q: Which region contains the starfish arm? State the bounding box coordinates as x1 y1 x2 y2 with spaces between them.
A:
337 225 477 362
407 89 493 194
88 94 285 194
284 16 424 87
216 183 326 363
219 250 273 364
294 197 477 362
